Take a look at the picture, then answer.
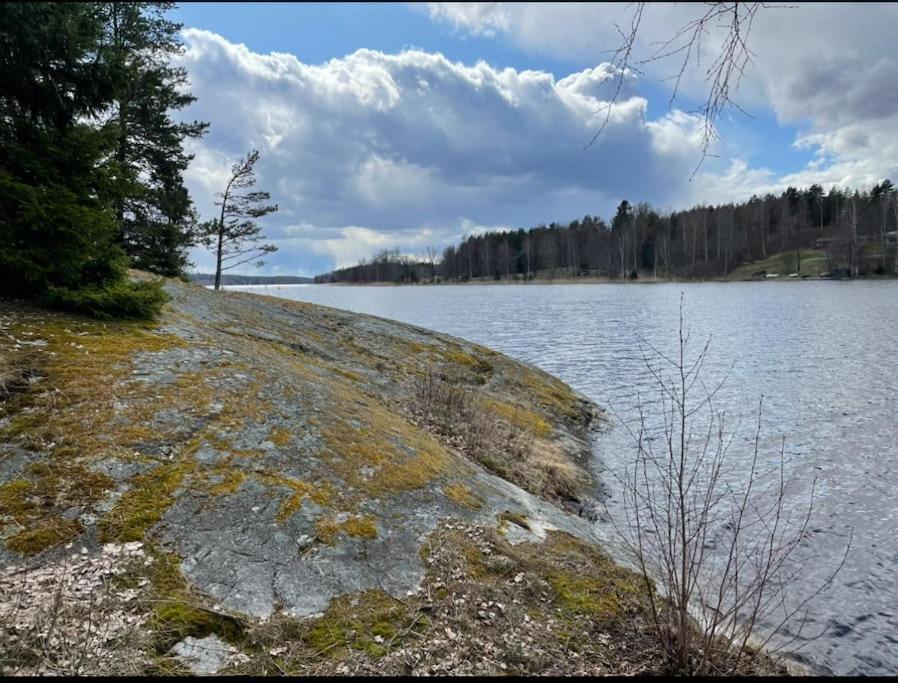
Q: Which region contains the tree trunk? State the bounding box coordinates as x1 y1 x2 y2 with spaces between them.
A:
703 214 708 263
112 5 127 244
214 181 231 291
214 223 224 290
666 216 672 279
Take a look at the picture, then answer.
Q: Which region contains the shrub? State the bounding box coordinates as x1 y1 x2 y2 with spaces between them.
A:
617 295 850 674
45 278 168 320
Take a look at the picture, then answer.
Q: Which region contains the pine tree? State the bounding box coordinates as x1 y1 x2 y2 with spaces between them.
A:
98 1 208 276
200 150 279 290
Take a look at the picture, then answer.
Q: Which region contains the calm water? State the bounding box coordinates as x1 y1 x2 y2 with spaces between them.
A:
230 281 898 675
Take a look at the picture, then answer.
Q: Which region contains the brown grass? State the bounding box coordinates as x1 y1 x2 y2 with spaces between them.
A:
409 368 589 504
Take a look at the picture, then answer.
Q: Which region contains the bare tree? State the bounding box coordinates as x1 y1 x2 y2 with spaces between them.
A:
502 238 511 279
202 149 279 290
424 245 439 283
588 2 789 173
844 195 859 278
615 296 850 674
523 233 531 279
892 196 898 274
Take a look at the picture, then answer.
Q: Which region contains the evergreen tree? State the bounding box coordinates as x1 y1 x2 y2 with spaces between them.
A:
98 1 208 276
201 150 279 290
612 200 633 232
0 2 165 318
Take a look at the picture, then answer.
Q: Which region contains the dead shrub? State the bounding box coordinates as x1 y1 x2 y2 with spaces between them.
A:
410 367 590 504
410 367 528 471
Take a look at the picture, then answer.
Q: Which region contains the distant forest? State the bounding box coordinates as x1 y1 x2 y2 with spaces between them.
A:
316 182 898 284
189 273 312 286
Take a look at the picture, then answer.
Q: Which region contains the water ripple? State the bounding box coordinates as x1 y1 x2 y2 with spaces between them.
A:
235 280 898 675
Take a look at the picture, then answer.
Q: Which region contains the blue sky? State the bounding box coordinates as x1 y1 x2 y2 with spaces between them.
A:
172 3 594 77
172 1 807 165
170 3 898 276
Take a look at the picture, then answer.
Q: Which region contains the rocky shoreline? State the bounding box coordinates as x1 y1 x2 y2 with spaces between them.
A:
0 277 778 675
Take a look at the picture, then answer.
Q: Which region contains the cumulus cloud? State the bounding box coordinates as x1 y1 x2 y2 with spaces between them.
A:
175 29 710 275
425 2 510 37
424 2 898 199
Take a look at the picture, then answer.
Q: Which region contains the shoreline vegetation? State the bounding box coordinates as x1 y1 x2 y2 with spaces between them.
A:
315 183 898 286
316 271 898 287
189 273 313 286
0 276 791 675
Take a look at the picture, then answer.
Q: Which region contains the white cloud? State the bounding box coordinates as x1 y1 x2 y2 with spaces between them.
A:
425 3 511 37
176 29 711 275
424 2 898 199
355 155 437 206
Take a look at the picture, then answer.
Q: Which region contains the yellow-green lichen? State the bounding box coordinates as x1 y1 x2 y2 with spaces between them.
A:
26 461 116 507
332 367 361 383
548 571 642 625
318 389 456 500
0 309 190 472
99 458 197 543
147 549 244 652
5 516 83 555
203 432 265 459
209 469 246 496
444 482 484 510
0 479 37 522
442 346 492 375
255 475 334 523
314 518 341 545
314 514 378 544
0 413 41 442
341 515 378 539
0 462 115 554
515 367 584 421
304 590 419 659
497 510 531 533
483 397 553 438
268 426 292 448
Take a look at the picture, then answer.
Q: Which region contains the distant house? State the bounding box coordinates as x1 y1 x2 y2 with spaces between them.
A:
815 237 839 249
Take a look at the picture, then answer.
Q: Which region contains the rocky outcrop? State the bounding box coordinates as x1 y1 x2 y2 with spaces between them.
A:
1 278 772 675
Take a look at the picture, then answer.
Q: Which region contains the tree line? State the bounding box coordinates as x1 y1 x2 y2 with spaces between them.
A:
317 182 898 284
0 2 277 319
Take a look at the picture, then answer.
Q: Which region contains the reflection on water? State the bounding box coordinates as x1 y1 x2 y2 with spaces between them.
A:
231 280 898 675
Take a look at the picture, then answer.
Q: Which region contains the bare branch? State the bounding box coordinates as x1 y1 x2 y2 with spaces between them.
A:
615 294 850 673
587 2 795 175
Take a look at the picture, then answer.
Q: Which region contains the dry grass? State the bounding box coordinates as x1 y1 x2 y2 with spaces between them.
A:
236 521 781 677
408 368 589 505
0 521 784 677
0 542 155 676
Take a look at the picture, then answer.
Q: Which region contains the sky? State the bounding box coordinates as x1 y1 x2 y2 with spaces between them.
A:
170 2 898 276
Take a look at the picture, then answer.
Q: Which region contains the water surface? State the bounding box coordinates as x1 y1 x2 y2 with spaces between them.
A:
230 281 898 675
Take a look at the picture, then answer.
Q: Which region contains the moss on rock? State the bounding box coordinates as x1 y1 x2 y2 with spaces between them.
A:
5 516 83 555
315 514 379 544
147 549 245 652
99 458 197 543
443 482 484 510
303 590 418 659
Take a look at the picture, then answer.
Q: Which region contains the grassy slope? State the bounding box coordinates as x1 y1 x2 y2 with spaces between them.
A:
727 249 831 280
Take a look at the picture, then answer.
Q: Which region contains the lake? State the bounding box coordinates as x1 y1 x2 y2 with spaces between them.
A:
228 280 898 675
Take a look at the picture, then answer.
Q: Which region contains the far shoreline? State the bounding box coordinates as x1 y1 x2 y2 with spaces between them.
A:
301 274 898 287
